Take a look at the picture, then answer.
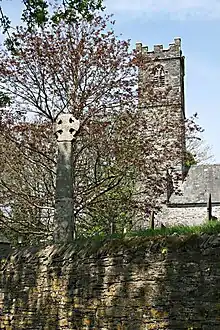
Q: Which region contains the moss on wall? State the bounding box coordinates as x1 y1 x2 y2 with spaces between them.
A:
1 234 220 329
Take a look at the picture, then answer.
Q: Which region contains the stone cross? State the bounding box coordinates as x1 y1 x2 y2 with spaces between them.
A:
53 113 80 242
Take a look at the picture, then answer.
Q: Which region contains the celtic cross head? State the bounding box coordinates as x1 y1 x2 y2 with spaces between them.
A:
54 114 80 142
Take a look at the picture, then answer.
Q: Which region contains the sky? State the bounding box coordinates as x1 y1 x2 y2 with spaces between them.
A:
1 0 220 162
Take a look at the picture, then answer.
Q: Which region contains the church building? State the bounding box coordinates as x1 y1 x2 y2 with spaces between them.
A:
137 38 220 227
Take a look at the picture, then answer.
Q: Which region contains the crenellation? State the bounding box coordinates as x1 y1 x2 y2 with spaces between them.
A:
154 44 163 52
135 42 142 52
137 38 182 58
142 45 148 53
174 37 181 46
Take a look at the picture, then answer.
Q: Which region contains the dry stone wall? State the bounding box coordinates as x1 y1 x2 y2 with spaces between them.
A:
1 234 220 329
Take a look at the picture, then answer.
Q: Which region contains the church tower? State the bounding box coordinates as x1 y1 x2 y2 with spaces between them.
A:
136 38 186 179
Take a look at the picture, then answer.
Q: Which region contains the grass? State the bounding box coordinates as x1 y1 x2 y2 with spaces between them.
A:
87 220 220 241
70 220 220 255
126 220 220 238
56 221 220 254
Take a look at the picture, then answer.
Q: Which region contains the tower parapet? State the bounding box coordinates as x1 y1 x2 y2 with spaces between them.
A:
136 38 182 59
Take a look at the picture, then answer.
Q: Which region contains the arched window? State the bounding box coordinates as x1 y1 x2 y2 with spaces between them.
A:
152 65 165 87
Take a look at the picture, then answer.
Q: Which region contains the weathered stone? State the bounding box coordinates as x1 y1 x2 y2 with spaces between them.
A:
1 234 220 329
54 113 80 142
53 113 80 243
156 148 220 228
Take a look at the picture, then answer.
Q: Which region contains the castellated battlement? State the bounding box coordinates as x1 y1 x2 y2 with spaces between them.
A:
136 38 182 58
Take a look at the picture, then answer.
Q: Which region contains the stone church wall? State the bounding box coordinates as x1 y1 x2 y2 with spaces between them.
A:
156 205 220 227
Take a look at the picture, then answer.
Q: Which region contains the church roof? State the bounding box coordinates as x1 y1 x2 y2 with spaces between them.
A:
169 164 220 206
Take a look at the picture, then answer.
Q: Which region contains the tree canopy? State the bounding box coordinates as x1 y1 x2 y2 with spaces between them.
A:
0 12 198 245
0 0 104 31
0 14 183 244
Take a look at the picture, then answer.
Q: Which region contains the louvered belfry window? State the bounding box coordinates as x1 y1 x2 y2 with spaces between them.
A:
152 65 165 87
